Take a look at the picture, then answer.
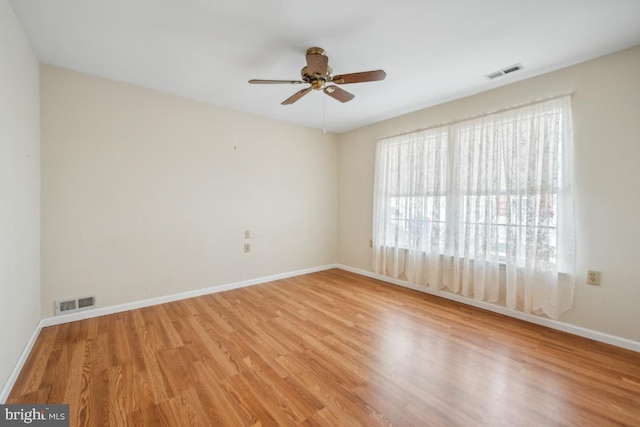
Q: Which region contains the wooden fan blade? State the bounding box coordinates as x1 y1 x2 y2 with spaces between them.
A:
332 70 387 84
249 79 305 84
305 54 329 77
323 85 355 103
282 87 312 105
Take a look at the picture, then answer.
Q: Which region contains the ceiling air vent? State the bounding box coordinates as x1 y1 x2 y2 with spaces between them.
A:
485 63 523 80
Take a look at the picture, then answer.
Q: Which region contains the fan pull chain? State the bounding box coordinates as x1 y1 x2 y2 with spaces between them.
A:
322 93 327 133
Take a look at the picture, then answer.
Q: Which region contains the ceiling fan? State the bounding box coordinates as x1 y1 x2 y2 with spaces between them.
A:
249 47 387 105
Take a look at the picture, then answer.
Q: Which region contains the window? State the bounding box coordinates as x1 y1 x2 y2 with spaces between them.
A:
373 96 575 319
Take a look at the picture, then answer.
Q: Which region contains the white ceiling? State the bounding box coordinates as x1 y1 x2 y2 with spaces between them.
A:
9 0 640 133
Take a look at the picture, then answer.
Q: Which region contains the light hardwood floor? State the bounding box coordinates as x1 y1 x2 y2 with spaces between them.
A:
7 269 640 426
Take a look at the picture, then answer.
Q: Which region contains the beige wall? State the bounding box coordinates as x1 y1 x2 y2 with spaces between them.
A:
40 65 338 317
10 26 640 388
0 0 40 393
338 46 640 342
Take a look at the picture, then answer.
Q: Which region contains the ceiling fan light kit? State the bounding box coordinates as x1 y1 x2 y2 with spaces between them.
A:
249 47 386 105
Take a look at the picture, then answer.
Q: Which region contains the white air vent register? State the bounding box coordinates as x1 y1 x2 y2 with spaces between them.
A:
54 295 97 315
485 63 523 80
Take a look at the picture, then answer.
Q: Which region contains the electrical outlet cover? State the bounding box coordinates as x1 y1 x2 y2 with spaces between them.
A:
587 270 601 285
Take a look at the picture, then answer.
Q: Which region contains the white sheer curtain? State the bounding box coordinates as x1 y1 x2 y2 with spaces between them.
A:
373 96 575 319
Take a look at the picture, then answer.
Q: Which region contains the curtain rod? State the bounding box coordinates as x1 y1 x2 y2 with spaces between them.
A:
379 91 574 141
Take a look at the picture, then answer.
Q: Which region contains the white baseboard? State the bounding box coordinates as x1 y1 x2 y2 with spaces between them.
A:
336 264 640 353
1 264 338 401
40 264 339 328
0 322 43 403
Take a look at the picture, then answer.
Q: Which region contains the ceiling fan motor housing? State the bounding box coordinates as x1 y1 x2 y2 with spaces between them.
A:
302 65 333 90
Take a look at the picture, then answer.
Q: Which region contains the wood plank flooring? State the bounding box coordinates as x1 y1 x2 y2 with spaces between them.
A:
7 269 640 426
